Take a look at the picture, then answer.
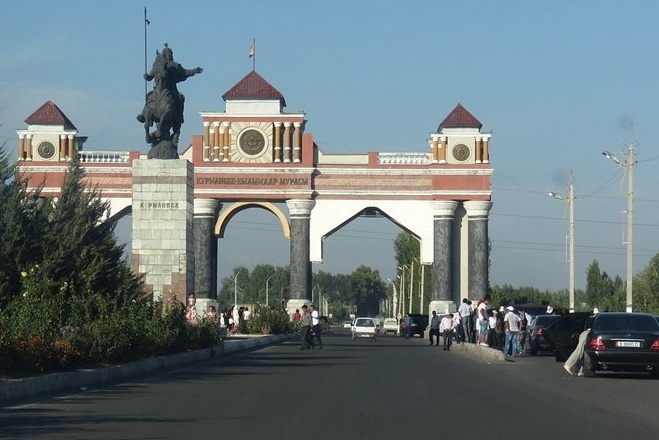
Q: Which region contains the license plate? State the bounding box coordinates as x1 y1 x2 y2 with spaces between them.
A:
615 341 641 348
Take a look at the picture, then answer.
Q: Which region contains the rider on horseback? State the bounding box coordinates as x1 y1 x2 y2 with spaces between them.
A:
137 43 203 147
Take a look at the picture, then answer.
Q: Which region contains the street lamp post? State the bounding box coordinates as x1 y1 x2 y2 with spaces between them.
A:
397 266 406 317
234 269 243 309
549 181 575 313
265 274 274 307
408 261 414 313
603 145 635 313
387 278 398 319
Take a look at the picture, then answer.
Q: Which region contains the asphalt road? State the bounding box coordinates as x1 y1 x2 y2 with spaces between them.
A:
2 328 659 440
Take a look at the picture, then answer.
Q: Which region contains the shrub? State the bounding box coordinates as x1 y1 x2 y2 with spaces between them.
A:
247 306 293 335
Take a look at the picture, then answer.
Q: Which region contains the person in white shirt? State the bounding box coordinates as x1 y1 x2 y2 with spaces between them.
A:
503 306 521 358
458 298 472 343
488 310 498 347
440 312 456 351
309 304 323 350
477 295 491 346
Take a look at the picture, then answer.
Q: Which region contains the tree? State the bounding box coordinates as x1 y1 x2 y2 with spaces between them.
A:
632 253 659 313
0 144 47 308
350 265 387 316
39 158 142 311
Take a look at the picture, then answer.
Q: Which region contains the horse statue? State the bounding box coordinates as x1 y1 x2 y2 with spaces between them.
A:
137 44 202 159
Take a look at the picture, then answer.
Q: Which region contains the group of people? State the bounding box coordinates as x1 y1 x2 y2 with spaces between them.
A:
295 304 323 350
185 292 250 334
421 295 556 361
428 310 459 351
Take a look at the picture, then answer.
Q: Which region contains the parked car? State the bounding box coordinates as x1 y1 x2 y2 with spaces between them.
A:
382 318 398 334
352 317 378 341
343 320 353 329
525 314 560 355
541 312 592 362
407 313 428 338
582 312 659 378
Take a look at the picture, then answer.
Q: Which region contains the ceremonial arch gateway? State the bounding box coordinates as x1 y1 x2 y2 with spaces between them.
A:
15 70 493 315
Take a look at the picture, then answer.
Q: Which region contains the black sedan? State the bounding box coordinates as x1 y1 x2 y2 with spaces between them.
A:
525 314 560 355
582 312 659 378
541 312 592 362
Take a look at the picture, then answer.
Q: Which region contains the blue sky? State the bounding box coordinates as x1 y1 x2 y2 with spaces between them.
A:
2 1 659 292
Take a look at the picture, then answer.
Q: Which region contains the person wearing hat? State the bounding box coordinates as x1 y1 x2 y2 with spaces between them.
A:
440 312 456 351
503 306 521 359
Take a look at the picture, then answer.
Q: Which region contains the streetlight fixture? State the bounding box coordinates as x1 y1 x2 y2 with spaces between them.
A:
234 269 244 309
387 278 398 319
408 260 414 313
549 182 575 313
397 266 406 316
265 274 274 307
603 144 635 313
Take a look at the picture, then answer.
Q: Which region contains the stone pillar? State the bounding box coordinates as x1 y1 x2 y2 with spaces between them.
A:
24 135 32 161
475 138 482 163
131 159 195 305
194 199 220 302
67 135 75 160
274 122 282 162
18 134 25 160
283 122 292 163
203 122 210 161
429 200 458 315
286 199 315 315
482 138 490 163
59 135 66 160
464 201 493 299
430 134 439 164
439 137 447 164
222 123 231 161
293 122 302 163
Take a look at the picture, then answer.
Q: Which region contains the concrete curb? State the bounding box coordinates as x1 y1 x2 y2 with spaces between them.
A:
0 333 291 404
452 341 506 362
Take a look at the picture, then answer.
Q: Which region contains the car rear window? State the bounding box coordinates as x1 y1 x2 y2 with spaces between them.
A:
356 319 374 327
593 314 659 332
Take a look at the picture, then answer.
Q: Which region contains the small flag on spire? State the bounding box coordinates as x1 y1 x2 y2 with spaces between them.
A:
248 44 255 58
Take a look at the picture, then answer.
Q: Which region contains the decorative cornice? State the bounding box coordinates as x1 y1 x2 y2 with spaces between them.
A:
463 200 493 218
286 199 315 216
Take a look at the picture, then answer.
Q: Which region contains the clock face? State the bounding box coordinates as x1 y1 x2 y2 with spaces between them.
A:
37 141 56 159
238 129 266 156
452 144 470 162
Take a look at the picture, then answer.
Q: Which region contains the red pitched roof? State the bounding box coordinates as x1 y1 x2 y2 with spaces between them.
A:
438 103 482 130
24 101 77 130
222 70 286 106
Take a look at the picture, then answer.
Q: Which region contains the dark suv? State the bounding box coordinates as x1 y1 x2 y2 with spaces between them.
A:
407 313 428 338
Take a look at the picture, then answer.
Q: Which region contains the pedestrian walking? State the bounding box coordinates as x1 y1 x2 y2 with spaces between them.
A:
309 304 323 350
503 306 521 359
429 311 441 346
402 313 412 339
299 305 313 350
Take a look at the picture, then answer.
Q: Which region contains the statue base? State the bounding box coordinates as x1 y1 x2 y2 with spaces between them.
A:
148 140 179 160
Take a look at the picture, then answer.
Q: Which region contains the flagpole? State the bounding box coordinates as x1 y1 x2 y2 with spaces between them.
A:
144 6 148 101
252 38 256 71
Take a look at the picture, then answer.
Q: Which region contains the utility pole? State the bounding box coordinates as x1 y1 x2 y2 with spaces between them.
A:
568 182 575 313
625 143 635 313
549 180 576 313
603 144 635 312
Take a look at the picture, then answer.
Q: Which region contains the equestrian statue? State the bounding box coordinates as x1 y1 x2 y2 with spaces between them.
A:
137 43 203 159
